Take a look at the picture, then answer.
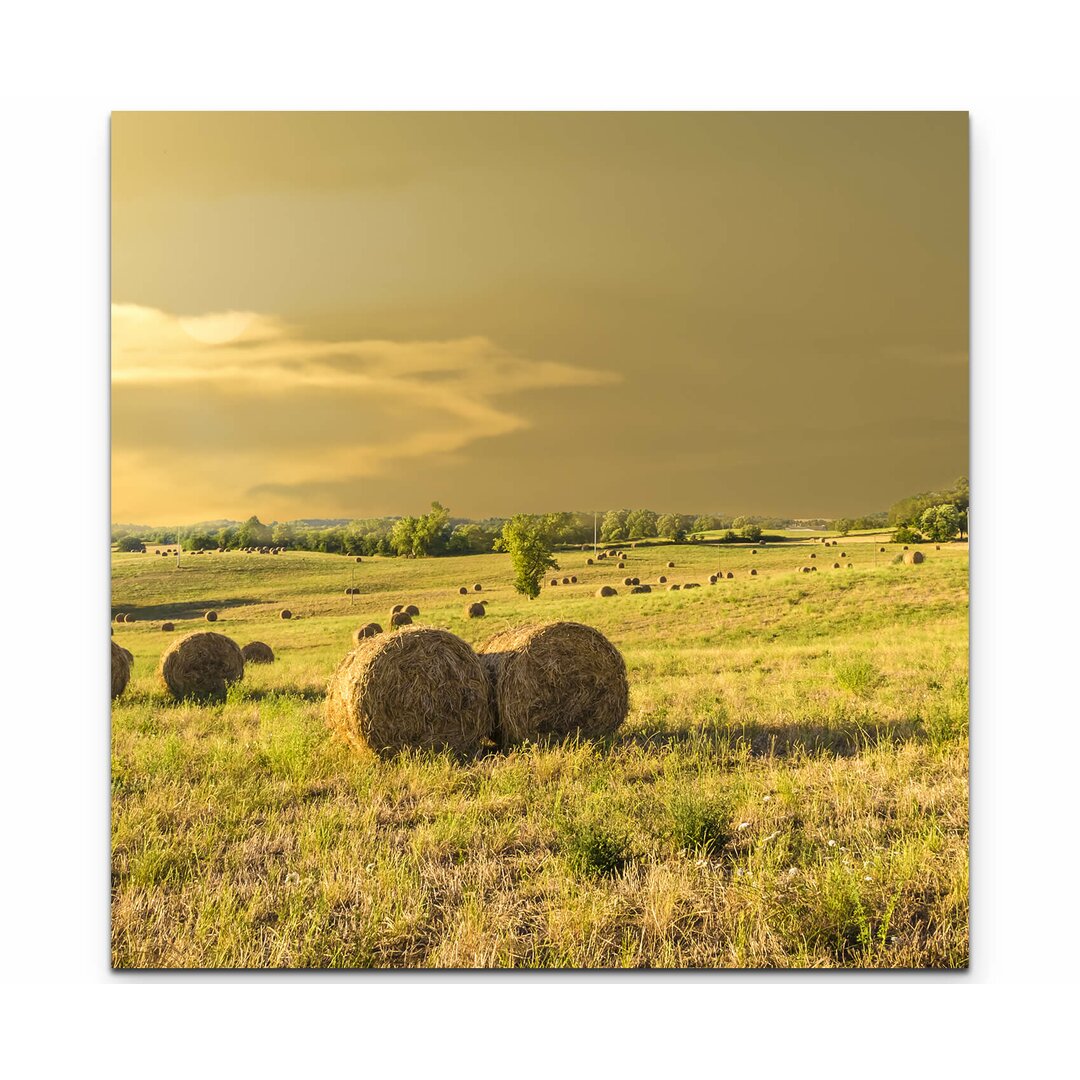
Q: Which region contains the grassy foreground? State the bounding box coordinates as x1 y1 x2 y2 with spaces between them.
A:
111 536 968 968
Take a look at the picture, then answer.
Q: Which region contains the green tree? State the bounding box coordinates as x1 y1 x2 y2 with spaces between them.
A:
626 508 659 540
412 501 452 556
237 515 272 548
657 513 682 541
692 514 719 534
600 509 629 544
115 535 145 552
495 514 559 599
919 504 962 543
390 517 419 556
832 518 854 536
740 522 762 542
892 523 922 544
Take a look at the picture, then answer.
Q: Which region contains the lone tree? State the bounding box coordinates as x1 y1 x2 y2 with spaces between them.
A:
495 514 559 599
919 503 962 543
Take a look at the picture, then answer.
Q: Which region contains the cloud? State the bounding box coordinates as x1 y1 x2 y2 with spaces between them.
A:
111 305 619 521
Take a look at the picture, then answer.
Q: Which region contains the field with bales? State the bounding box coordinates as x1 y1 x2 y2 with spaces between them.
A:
111 533 968 968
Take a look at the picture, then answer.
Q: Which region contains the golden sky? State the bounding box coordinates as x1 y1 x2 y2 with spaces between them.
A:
112 112 967 524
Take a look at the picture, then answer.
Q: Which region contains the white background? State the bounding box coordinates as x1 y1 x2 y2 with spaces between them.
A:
2 1 1078 1074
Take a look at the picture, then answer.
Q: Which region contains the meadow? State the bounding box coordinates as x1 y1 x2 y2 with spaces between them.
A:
111 533 968 968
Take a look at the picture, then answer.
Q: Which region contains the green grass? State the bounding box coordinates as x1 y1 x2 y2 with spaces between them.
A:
111 535 968 968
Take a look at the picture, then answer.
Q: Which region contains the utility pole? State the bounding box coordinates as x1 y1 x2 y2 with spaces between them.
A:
593 511 598 557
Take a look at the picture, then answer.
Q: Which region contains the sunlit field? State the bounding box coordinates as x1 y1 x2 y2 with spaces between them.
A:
111 534 968 968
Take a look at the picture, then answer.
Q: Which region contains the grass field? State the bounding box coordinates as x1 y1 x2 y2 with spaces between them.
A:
111 535 968 968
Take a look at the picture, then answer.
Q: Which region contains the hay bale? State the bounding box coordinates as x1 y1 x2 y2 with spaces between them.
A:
751 549 757 554
683 582 700 589
810 566 818 572
478 622 628 747
280 609 292 620
159 631 244 701
114 612 127 624
391 604 404 614
623 576 634 586
617 562 625 569
570 576 578 583
355 557 363 563
833 562 841 569
353 623 382 644
658 575 667 584
473 584 483 592
597 553 607 560
631 577 640 586
459 586 469 595
667 561 675 568
205 610 218 622
161 622 174 632
325 627 492 757
903 545 909 551
549 578 559 587
390 611 413 627
800 566 811 573
111 641 130 699
668 583 681 591
586 558 594 565
810 553 816 559
466 602 486 618
847 563 853 568
344 588 354 596
880 546 886 552
596 585 617 597
709 575 718 584
749 568 757 576
840 551 846 557
630 584 652 594
832 541 838 546
726 571 734 579
562 577 571 585
904 550 925 565
404 604 420 618
241 641 275 664
936 545 942 550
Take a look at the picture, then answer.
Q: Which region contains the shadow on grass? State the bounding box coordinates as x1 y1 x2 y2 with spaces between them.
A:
112 598 264 621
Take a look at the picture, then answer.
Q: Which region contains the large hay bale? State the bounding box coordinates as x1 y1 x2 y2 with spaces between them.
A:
847 562 853 568
111 641 130 699
161 622 174 632
596 585 617 597
390 611 413 627
466 602 486 618
353 623 382 643
404 604 420 618
751 549 758 555
114 612 127 624
810 566 818 572
241 641 275 664
667 561 675 568
459 586 469 595
478 622 628 747
279 609 292 620
840 551 846 558
159 631 244 701
903 545 909 551
904 550 925 565
325 627 491 757
658 575 667 584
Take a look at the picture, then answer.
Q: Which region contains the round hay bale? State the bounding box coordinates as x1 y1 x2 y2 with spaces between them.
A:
390 611 413 627
353 623 382 643
668 583 681 591
459 586 469 595
241 641 274 664
279 609 292 620
810 566 818 572
391 604 404 614
473 584 483 592
751 549 758 555
683 582 700 589
344 588 354 596
586 558 594 565
631 577 640 586
325 627 492 757
466 602 486 618
570 576 577 583
749 568 757 576
205 610 218 623
161 622 174 632
597 553 607 560
832 541 838 546
478 622 628 747
880 546 886 552
623 576 633 586
111 641 130 699
658 575 667 584
810 553 816 559
833 562 841 569
617 562 625 569
800 566 811 573
847 562 853 568
903 545 909 551
667 561 675 568
549 578 559 587
630 584 652 594
936 544 941 550
726 571 734 579
904 550 925 565
114 612 127 624
840 551 846 557
562 577 571 585
404 604 420 618
709 575 718 584
355 557 363 563
596 585 617 597
159 631 244 701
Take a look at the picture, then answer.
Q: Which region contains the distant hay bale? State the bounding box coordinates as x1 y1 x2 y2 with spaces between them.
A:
840 551 846 557
904 550 925 565
630 577 640 586
833 562 841 569
279 609 292 620
751 548 758 554
549 578 559 586
391 604 404 614
903 545 909 551
658 575 667 584
630 584 652 594
683 582 700 589
810 553 816 559
709 575 718 584
586 558 594 565
749 568 757 576
344 588 353 596
478 621 628 747
596 585 617 597
832 541 838 546
800 566 811 573
352 623 382 643
623 576 633 586
847 562 853 568
241 641 275 664
390 611 413 627
473 584 483 592
936 545 941 550
459 586 469 595
325 627 492 757
114 613 127 624
480 599 488 606
617 562 625 569
668 583 681 591
880 546 886 552
562 577 571 585
726 572 734 579
810 566 818 572
570 576 577 583
404 604 420 618
355 557 363 563
466 602 486 618
667 561 675 568
111 641 131 699
205 610 218 622
159 631 244 701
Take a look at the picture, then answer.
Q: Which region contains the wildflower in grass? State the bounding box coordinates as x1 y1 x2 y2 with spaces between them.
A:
763 795 771 802
738 822 751 831
864 875 873 882
827 839 837 847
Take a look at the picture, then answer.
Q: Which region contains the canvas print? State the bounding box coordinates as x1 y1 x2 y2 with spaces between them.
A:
111 112 968 969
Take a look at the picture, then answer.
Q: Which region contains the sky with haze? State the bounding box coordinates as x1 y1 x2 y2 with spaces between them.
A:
111 112 967 525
